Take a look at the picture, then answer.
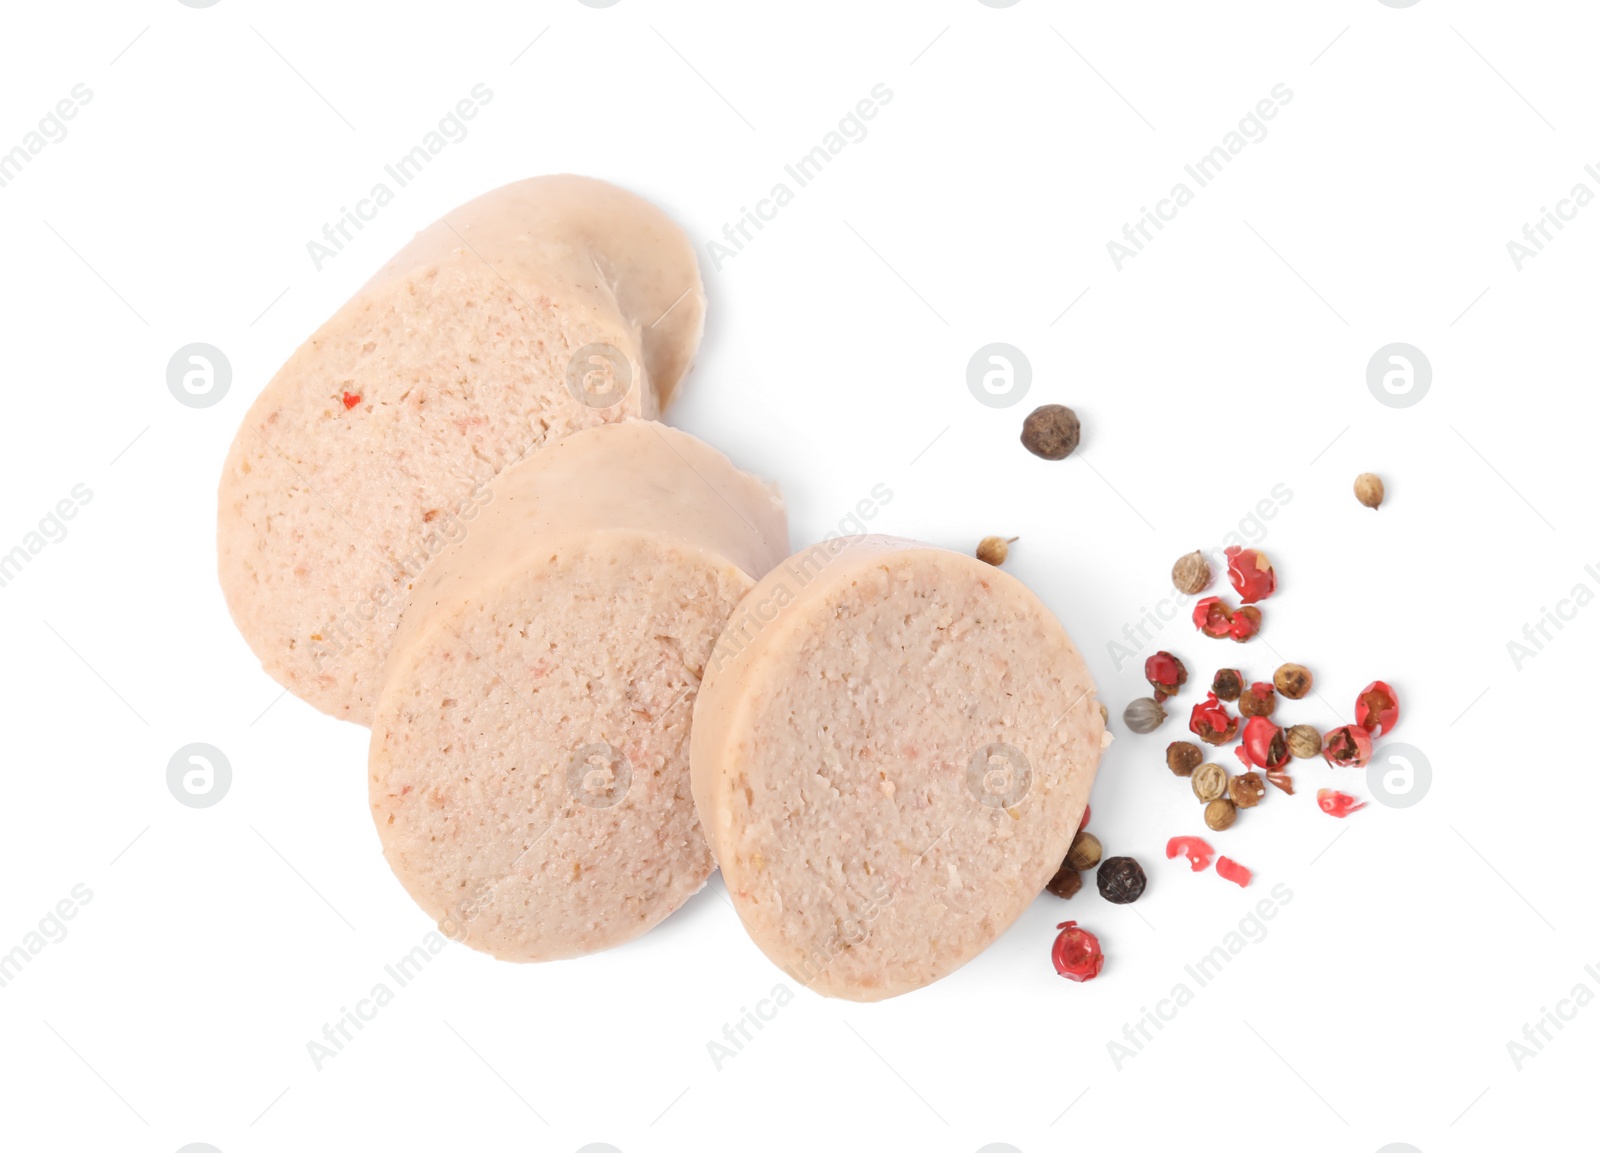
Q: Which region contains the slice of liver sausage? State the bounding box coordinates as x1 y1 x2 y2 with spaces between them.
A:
370 422 788 962
691 534 1107 1001
218 175 705 724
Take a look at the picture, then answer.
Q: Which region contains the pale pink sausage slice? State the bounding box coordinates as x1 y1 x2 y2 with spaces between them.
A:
691 535 1107 1001
370 422 787 962
218 175 705 723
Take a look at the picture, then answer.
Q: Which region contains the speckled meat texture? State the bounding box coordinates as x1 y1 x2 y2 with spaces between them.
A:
218 175 705 724
370 422 789 962
691 535 1107 1001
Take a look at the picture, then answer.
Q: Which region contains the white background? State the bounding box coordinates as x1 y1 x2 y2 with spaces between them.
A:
0 2 1594 1151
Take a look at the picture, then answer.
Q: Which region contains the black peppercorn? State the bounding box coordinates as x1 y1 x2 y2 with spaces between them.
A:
1097 856 1147 904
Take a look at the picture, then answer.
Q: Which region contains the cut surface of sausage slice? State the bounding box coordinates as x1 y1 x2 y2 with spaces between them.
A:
218 175 705 723
691 535 1106 1000
371 422 787 961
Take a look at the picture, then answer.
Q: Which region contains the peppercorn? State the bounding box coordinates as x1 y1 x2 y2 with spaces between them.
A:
1172 550 1212 595
1166 741 1203 777
1274 663 1312 701
1189 693 1238 746
1045 861 1083 899
1192 762 1228 803
1020 404 1080 460
1052 920 1104 981
1224 546 1277 604
1238 682 1277 718
1265 767 1295 795
1286 724 1322 760
1144 651 1188 701
1323 724 1374 768
1237 717 1289 771
1205 798 1238 831
1123 697 1167 734
1355 680 1399 735
1211 668 1243 702
1229 605 1262 642
1098 703 1109 725
1066 831 1102 871
976 535 1018 566
1096 856 1147 904
1193 596 1234 638
1354 472 1385 510
1229 771 1266 808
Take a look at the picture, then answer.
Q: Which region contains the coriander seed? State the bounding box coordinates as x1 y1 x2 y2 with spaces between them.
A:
1123 697 1167 734
976 535 1018 566
1172 550 1212 595
1286 724 1322 760
1166 741 1203 777
1192 762 1228 803
1066 831 1102 871
1274 663 1313 700
1355 472 1385 510
1020 404 1081 460
1205 798 1238 831
1097 856 1147 904
1229 771 1266 808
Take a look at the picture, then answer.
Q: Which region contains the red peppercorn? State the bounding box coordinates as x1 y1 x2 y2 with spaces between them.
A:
1165 836 1215 872
1265 767 1295 795
1215 856 1252 888
1354 681 1399 735
1144 651 1188 701
1051 921 1105 982
1228 605 1262 642
1193 596 1233 638
1224 546 1277 604
1316 789 1367 818
1211 668 1243 702
1322 725 1374 768
342 391 362 410
1235 716 1288 771
1189 693 1239 746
